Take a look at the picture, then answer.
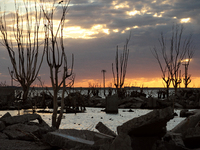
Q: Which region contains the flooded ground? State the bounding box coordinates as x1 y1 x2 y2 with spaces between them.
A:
0 107 185 133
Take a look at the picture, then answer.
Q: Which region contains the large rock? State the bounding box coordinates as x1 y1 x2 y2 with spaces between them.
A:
109 133 132 150
117 107 174 136
45 129 116 149
3 123 41 141
106 94 119 113
0 114 48 127
116 107 174 150
0 112 12 120
0 132 8 139
179 109 195 118
152 140 189 150
183 127 200 149
0 121 5 131
131 136 161 150
163 132 185 147
171 110 200 134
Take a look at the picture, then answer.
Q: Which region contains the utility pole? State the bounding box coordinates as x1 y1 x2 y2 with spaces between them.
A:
101 70 106 96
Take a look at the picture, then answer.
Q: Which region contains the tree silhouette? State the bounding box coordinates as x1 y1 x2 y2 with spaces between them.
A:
42 0 74 129
112 33 131 97
152 24 194 96
0 1 45 102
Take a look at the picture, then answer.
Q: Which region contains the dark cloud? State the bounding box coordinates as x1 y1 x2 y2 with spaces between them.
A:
0 0 200 87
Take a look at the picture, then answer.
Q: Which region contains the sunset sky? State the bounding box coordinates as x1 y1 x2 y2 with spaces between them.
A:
0 0 200 88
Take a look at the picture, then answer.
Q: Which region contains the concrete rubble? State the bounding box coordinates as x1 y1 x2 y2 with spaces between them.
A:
2 107 200 149
0 112 53 150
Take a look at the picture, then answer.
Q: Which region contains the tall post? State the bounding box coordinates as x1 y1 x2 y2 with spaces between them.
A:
101 70 106 97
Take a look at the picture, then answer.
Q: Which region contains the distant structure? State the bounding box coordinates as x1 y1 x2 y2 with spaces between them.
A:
101 70 106 96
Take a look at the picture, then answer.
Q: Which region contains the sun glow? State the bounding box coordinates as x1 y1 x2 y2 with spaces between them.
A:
113 29 119 32
112 1 129 9
180 18 190 23
73 76 200 88
127 10 141 16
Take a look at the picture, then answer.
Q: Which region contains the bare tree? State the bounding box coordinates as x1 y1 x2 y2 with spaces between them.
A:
112 33 131 97
152 24 194 95
152 49 171 98
42 0 74 129
182 48 194 88
0 1 45 102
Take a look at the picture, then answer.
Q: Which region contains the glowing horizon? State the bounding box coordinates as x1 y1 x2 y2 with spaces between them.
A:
27 76 200 88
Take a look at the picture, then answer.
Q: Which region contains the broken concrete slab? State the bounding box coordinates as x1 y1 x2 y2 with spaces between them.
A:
95 122 117 137
3 123 40 141
45 131 95 149
94 132 115 141
0 114 49 127
117 107 174 136
56 129 98 141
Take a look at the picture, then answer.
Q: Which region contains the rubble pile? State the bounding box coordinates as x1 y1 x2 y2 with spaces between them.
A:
1 107 200 149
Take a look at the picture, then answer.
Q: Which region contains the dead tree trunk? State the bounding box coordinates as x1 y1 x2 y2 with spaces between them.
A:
42 0 74 129
152 24 194 96
0 1 45 102
112 33 131 98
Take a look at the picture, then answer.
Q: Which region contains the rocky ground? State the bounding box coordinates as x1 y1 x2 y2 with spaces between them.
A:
1 107 200 150
1 88 200 149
